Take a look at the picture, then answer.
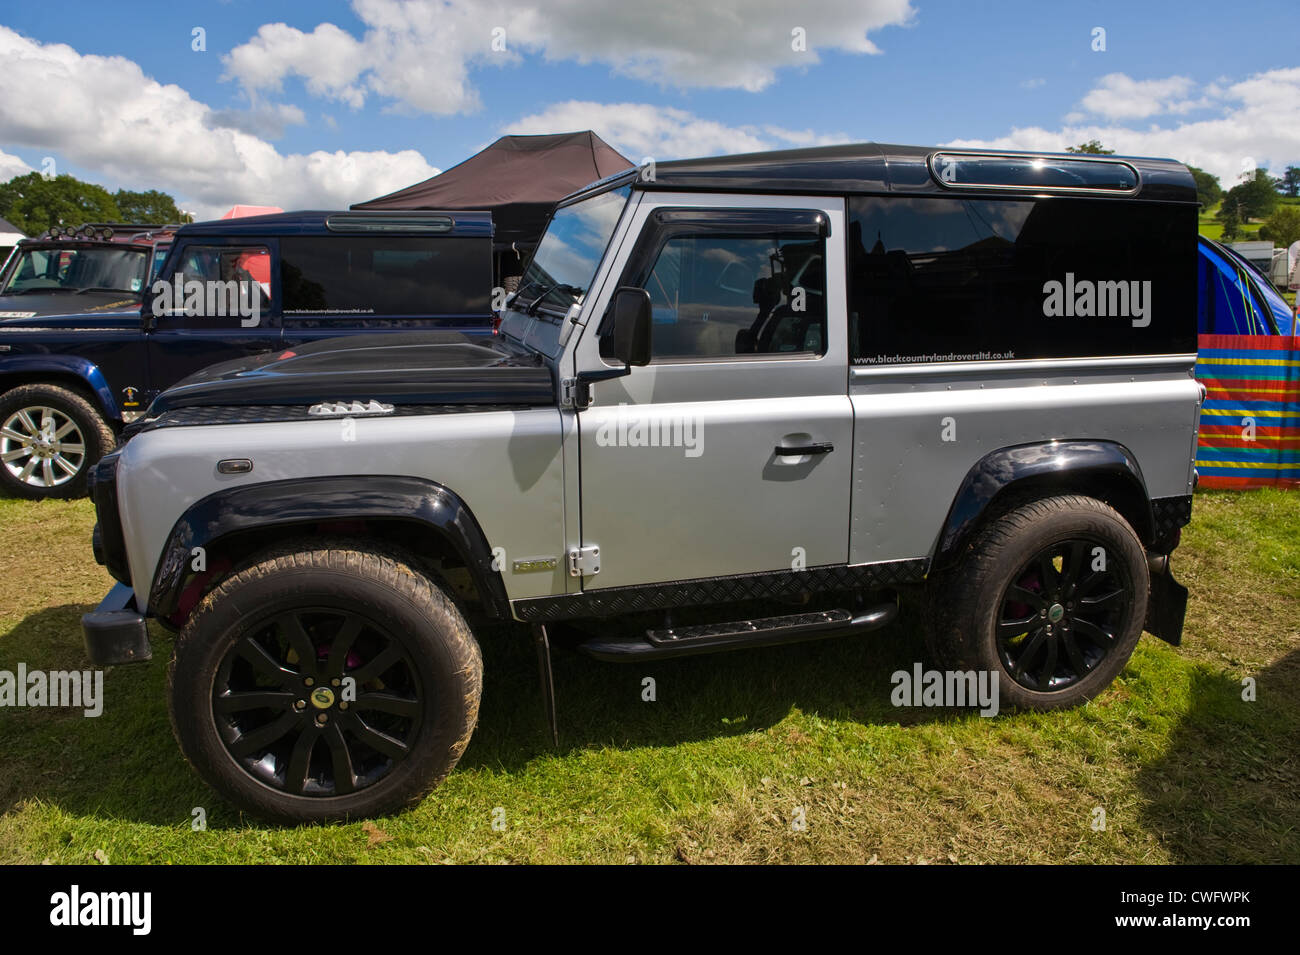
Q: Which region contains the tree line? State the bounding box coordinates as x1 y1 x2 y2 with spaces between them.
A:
0 172 192 236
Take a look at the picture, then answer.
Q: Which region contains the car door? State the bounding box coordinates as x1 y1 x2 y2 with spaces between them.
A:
570 195 852 590
145 238 283 397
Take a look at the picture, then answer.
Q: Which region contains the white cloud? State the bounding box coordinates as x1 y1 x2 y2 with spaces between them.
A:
0 27 438 219
0 149 33 181
947 67 1300 187
223 0 915 114
1020 78 1045 90
223 22 367 107
506 100 851 161
1078 73 1205 120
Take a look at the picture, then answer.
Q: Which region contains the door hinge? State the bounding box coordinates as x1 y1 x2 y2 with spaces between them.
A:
567 545 601 577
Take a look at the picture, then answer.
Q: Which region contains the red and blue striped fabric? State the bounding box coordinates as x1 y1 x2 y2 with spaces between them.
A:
1195 334 1300 488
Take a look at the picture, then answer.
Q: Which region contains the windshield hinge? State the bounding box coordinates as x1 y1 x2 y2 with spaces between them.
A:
559 377 592 410
567 545 601 578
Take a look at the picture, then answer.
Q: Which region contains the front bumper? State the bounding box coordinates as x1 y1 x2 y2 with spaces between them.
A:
88 451 131 586
81 582 152 666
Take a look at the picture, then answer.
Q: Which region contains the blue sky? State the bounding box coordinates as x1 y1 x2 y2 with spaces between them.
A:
1 0 1297 218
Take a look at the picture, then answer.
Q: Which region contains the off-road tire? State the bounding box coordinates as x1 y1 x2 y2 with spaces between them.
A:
924 494 1149 711
168 541 483 823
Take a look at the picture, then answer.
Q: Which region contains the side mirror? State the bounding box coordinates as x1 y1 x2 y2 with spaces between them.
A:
609 286 652 366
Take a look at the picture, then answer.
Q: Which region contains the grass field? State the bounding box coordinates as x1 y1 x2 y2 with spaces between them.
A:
0 489 1297 864
1199 195 1300 242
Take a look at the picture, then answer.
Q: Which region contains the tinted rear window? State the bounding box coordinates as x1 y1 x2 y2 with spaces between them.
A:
848 196 1197 364
280 236 490 318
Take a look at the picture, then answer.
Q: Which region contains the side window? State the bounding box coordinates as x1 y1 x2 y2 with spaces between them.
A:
609 230 826 361
161 244 272 324
847 196 1197 363
280 236 490 324
150 247 170 283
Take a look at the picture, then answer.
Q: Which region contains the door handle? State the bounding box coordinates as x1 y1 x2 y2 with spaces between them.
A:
774 441 834 456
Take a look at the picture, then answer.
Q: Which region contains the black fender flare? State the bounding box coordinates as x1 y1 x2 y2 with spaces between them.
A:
933 439 1154 568
147 474 510 621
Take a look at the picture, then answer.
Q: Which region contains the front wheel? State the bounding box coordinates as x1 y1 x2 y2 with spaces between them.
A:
0 383 116 499
168 542 483 823
925 495 1149 711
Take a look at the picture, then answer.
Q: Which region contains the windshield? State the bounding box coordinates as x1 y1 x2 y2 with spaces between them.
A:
516 185 631 315
1 246 149 295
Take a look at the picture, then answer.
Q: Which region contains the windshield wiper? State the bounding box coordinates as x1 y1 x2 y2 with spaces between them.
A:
525 283 582 316
75 286 138 295
510 277 540 305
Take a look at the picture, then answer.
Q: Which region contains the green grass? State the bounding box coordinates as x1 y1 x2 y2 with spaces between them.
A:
0 490 1297 863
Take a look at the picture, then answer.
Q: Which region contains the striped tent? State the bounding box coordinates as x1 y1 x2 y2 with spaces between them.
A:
1195 334 1300 488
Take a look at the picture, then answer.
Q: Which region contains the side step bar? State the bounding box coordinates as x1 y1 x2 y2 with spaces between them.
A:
578 602 896 662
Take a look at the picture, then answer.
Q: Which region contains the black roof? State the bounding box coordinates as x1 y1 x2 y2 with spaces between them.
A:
627 142 1195 203
177 209 493 238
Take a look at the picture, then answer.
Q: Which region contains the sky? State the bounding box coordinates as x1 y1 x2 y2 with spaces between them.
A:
1 0 1297 220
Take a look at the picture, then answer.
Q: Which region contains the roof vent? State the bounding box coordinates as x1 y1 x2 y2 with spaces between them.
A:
324 214 453 234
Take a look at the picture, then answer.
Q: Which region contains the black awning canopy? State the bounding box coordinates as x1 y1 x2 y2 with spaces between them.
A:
352 131 632 251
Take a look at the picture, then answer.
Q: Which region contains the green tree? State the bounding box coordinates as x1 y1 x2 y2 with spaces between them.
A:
1280 166 1300 199
1186 164 1222 208
1218 201 1242 241
1260 206 1300 248
113 188 191 224
1222 168 1279 221
0 172 121 234
1065 140 1115 154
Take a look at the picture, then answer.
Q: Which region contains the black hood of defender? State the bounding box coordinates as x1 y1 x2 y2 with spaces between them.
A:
148 332 554 414
0 290 142 319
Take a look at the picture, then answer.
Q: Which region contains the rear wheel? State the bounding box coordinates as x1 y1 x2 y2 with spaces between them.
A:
925 495 1149 711
0 383 115 499
168 542 482 823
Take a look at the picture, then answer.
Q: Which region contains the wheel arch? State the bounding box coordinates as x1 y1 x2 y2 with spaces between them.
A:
932 439 1154 572
147 475 511 627
0 356 120 422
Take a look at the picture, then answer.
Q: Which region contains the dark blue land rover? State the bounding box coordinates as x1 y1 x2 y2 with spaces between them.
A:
0 210 494 499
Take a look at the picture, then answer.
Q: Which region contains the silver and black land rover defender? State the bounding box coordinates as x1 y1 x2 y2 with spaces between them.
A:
82 143 1202 822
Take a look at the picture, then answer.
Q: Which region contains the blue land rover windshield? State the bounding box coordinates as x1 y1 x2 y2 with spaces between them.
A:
2 245 148 295
514 185 631 316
